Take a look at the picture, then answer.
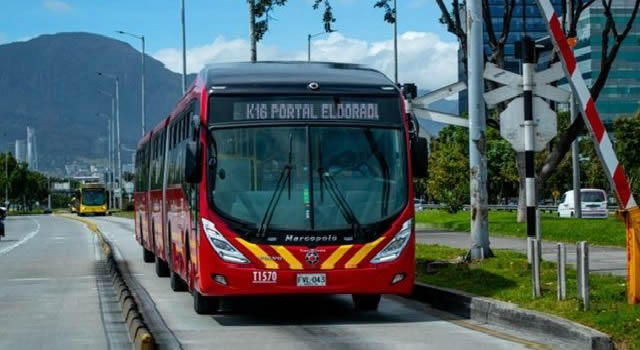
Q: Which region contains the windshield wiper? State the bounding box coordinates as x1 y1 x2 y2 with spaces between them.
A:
363 129 390 217
258 133 293 238
317 169 361 234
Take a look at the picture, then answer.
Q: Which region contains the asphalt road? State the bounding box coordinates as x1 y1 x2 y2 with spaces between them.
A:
416 229 626 276
0 216 130 350
88 216 544 350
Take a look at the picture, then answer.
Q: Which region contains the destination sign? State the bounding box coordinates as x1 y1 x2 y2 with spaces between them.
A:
209 96 402 125
238 102 380 121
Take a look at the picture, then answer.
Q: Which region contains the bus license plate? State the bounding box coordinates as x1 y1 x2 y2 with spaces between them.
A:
296 273 326 287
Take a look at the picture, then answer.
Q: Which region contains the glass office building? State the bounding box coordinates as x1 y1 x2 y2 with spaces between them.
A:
574 1 640 125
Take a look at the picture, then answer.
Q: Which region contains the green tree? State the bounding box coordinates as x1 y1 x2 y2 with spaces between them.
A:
427 126 469 213
613 113 640 197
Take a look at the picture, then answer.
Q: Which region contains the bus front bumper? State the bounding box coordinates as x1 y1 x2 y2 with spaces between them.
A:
200 261 415 297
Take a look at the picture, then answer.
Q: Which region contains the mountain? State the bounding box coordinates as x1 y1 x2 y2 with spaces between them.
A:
0 32 195 174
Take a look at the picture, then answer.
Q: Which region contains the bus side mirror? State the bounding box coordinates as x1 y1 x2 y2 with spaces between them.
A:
185 141 202 183
412 137 428 178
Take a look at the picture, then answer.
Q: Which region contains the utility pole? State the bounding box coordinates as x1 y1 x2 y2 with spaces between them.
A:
249 0 257 62
467 0 490 259
567 0 582 218
181 0 187 93
393 0 398 84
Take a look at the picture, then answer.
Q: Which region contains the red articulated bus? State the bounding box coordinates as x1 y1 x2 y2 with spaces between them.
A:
134 62 428 314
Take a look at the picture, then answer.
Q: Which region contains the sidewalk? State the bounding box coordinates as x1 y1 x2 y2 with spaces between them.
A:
416 229 627 277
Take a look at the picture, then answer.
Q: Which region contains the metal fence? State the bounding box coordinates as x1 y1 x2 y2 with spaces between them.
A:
421 203 618 214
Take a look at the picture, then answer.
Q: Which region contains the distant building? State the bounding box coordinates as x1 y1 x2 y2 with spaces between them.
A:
14 140 26 163
574 0 640 125
26 126 38 170
458 0 563 113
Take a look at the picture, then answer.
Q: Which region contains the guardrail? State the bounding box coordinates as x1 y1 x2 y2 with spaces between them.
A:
421 203 619 214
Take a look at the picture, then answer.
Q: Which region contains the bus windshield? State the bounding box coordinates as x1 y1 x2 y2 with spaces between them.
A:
82 190 106 206
208 125 407 234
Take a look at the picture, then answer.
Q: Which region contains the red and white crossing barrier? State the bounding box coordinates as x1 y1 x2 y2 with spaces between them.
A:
536 0 637 211
536 0 640 304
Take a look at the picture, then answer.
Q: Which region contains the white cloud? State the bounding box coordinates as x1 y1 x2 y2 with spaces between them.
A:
153 31 458 91
43 0 72 13
0 33 6 44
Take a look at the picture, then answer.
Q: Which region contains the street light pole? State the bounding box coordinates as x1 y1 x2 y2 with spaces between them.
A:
116 31 146 137
97 112 112 210
97 72 122 210
181 0 187 93
307 31 335 62
393 0 398 84
4 149 8 205
99 90 116 210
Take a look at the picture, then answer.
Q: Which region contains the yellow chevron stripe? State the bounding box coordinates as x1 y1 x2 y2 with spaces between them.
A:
272 246 303 270
235 238 278 269
345 237 386 269
321 245 353 270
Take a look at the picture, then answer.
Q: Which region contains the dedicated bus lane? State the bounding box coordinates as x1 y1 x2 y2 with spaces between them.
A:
92 216 539 350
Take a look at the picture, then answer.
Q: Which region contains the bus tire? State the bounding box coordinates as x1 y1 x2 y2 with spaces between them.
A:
142 247 155 263
352 294 381 311
155 257 170 278
193 290 219 315
170 270 188 292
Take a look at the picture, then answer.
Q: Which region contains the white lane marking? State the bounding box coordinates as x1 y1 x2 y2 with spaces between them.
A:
0 217 41 256
4 275 97 282
7 278 52 282
53 236 65 240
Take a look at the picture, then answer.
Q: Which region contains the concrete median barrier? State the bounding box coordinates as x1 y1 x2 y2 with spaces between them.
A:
411 282 612 350
57 214 156 350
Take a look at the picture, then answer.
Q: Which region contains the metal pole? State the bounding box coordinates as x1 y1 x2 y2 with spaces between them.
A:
567 0 581 219
467 0 490 260
47 175 51 211
308 34 311 62
181 0 187 93
557 243 566 300
115 78 122 210
141 35 146 137
4 150 8 204
523 36 537 240
577 241 590 310
110 97 116 210
531 238 541 297
393 0 398 84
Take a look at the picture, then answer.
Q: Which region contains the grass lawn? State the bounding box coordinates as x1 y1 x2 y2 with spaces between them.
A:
416 244 639 349
111 210 134 219
416 210 626 247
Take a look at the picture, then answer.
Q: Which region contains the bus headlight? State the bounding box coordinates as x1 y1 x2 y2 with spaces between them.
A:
201 218 250 264
370 218 413 264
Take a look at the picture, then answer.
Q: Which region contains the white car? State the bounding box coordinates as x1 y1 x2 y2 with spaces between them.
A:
557 189 608 219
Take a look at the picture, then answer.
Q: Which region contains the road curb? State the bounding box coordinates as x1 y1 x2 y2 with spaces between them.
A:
57 214 156 350
411 282 612 350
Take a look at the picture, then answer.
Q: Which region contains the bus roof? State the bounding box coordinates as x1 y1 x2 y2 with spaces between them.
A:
200 62 397 93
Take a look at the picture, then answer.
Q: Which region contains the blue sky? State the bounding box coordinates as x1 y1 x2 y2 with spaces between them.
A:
0 1 460 89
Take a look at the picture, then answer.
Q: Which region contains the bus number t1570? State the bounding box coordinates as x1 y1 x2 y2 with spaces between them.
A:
252 271 277 284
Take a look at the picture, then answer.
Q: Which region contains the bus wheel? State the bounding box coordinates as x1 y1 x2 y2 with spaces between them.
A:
170 270 188 292
142 247 154 263
155 257 170 278
352 294 381 311
193 290 219 315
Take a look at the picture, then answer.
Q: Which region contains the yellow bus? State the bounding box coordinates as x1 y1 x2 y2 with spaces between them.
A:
77 184 108 216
